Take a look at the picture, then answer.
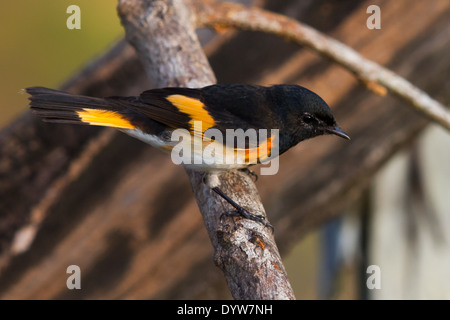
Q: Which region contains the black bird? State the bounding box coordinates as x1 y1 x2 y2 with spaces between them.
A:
27 84 349 229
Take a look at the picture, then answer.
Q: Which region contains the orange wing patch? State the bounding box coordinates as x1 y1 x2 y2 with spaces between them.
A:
76 109 135 129
242 135 274 164
166 94 216 136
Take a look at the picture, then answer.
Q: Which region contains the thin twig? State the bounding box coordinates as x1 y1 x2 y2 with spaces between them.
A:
193 0 450 131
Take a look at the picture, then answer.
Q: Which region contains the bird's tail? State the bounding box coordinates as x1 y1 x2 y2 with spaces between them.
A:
26 86 135 129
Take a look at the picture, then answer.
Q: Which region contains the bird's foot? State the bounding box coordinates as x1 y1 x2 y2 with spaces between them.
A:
239 167 258 182
221 208 273 232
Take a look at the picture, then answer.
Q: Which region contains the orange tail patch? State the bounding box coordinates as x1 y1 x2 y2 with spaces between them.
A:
76 109 135 129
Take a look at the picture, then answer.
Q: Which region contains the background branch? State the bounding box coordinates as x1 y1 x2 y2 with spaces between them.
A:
194 0 450 132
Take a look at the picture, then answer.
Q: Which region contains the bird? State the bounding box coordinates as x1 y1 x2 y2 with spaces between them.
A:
26 84 350 229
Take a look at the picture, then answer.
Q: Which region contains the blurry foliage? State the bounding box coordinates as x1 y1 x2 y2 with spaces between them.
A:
0 1 123 127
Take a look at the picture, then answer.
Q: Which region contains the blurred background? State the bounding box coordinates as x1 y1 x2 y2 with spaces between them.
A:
0 1 123 127
0 0 449 299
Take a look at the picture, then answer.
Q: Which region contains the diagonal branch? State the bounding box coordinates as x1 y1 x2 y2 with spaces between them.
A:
117 0 295 300
193 0 450 131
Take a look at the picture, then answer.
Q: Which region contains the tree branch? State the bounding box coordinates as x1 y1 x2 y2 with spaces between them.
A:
193 0 450 132
117 0 295 300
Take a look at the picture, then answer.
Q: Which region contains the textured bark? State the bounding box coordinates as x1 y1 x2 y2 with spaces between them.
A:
0 0 449 299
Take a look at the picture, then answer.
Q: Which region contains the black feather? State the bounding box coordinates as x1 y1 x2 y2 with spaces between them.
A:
27 87 112 124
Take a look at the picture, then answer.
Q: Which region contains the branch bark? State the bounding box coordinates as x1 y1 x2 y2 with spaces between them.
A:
193 0 450 132
117 0 295 300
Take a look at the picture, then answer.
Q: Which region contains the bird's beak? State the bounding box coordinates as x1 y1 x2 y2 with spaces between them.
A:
326 125 350 140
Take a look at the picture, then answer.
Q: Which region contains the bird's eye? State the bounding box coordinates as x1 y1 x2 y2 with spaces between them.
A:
303 114 314 124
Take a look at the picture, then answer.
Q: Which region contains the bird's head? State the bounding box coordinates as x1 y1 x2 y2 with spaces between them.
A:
270 85 349 151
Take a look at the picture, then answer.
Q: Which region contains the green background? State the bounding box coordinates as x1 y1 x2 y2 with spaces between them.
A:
0 1 123 127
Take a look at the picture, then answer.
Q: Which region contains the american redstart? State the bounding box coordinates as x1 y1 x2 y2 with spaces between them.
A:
26 84 349 229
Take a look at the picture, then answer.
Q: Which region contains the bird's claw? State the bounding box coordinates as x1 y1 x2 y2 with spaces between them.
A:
221 208 274 232
239 168 258 182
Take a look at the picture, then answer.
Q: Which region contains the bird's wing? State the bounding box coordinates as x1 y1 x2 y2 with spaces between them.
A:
135 86 276 162
134 88 216 138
